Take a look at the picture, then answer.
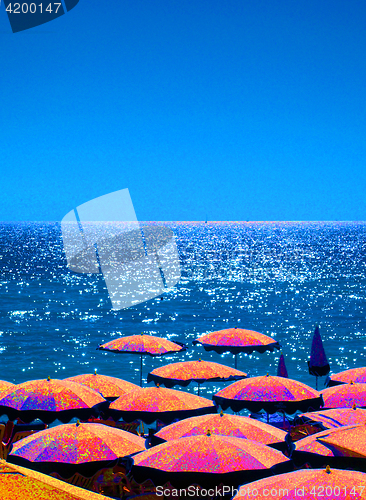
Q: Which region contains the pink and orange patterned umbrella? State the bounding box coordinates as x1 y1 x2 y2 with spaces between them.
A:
64 371 140 400
147 359 247 395
98 334 187 386
292 425 366 471
0 380 15 394
213 374 322 414
317 424 366 458
300 407 366 429
321 382 366 409
294 427 343 459
0 459 111 500
131 432 291 490
0 378 106 424
193 328 280 369
232 467 366 500
9 421 145 476
108 386 216 424
328 367 366 387
154 412 287 448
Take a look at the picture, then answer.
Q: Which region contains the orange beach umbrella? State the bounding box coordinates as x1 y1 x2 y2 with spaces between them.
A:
328 367 366 387
193 328 280 369
233 467 366 500
64 371 140 400
98 334 187 386
154 411 287 449
0 378 106 424
321 382 366 409
213 374 322 415
108 386 216 425
147 359 247 395
0 459 111 500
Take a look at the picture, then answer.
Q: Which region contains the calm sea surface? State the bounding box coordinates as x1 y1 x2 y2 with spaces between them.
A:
1 221 366 398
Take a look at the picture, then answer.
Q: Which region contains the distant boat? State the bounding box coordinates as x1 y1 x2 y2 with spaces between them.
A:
308 325 330 389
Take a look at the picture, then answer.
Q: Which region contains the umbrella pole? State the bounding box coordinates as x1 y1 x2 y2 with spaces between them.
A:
197 382 200 397
315 375 318 391
140 354 143 386
235 353 238 370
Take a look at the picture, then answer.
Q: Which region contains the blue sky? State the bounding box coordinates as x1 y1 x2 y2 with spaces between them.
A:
1 0 365 221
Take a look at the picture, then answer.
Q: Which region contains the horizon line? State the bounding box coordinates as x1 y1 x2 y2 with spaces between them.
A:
0 220 365 223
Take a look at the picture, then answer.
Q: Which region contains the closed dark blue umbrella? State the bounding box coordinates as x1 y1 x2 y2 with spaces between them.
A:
277 353 288 378
308 326 330 390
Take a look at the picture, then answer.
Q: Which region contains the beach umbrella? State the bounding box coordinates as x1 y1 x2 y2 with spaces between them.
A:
321 381 366 409
0 378 107 424
317 424 366 458
232 467 366 500
147 359 247 396
131 432 291 490
97 334 187 386
292 425 366 471
193 327 280 369
153 411 287 450
292 427 342 467
9 421 145 477
213 374 323 415
277 353 288 378
327 366 366 387
0 459 111 500
308 325 330 389
108 386 216 425
299 406 366 429
0 381 15 393
64 371 140 400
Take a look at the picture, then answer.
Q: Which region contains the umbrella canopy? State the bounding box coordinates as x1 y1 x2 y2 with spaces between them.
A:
193 328 280 368
147 359 247 395
277 353 288 378
321 382 366 409
317 424 366 458
132 432 291 489
97 334 187 386
328 367 366 387
300 407 366 429
292 425 366 471
0 459 111 500
64 371 140 400
9 421 145 476
0 378 106 424
0 381 15 393
232 467 366 500
108 386 216 425
154 412 287 448
294 427 344 458
308 326 330 388
213 375 323 414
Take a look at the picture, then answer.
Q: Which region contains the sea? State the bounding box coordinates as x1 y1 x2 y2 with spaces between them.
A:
1 221 366 400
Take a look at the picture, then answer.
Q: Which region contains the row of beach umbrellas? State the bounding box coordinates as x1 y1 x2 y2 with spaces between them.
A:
2 366 366 498
2 373 366 426
3 379 366 495
97 325 331 390
0 325 355 500
97 327 282 386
